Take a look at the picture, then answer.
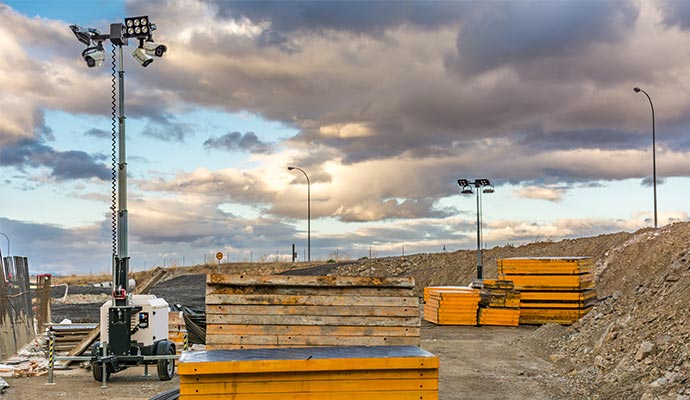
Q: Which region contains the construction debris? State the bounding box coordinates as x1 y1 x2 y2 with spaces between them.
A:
47 324 98 353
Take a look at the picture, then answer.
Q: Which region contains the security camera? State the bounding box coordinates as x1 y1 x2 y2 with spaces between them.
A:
82 46 105 68
142 40 167 57
132 46 153 67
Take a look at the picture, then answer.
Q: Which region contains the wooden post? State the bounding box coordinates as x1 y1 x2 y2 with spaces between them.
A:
36 274 52 333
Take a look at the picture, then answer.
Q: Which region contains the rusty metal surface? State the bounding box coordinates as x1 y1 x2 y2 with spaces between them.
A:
0 256 34 361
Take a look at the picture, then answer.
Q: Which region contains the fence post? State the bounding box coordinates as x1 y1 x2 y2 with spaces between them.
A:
46 332 56 385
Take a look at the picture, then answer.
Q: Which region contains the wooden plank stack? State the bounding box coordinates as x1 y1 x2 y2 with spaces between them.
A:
168 310 187 354
498 257 597 324
423 286 480 326
473 280 521 327
47 323 98 352
206 274 420 349
178 346 439 400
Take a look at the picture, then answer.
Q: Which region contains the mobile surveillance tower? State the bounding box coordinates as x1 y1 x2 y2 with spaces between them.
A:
69 17 174 382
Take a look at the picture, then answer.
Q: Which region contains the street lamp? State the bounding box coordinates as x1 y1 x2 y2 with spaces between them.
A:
458 179 495 280
288 166 311 263
633 87 658 228
69 17 167 305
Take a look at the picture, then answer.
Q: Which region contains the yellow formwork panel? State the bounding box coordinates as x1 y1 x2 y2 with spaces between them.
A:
500 273 594 291
520 299 596 309
519 306 593 325
180 378 438 395
179 347 439 376
180 369 440 384
179 390 439 400
423 286 474 303
478 308 520 326
479 318 519 327
518 289 597 302
429 317 476 325
482 280 515 289
479 290 521 308
498 257 593 275
424 303 479 311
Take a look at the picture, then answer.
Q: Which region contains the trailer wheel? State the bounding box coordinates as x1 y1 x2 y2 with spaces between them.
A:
91 361 111 382
157 341 175 381
90 342 111 382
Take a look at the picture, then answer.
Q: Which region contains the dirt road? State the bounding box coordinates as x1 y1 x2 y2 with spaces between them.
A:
5 322 571 400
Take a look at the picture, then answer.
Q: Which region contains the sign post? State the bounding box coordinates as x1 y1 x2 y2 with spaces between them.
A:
216 252 223 274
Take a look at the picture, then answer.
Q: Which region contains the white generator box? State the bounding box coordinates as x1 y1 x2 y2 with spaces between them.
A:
100 295 169 347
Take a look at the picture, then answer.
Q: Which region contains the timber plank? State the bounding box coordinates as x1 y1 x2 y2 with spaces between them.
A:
205 334 420 347
207 274 415 288
206 294 419 307
207 285 414 297
206 325 420 337
207 314 420 327
206 305 417 317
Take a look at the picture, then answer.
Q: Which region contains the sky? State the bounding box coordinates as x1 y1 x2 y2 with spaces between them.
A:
1 0 690 275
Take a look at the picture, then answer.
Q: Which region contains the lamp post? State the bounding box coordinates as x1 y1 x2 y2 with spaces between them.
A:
70 18 167 305
288 166 311 263
0 232 9 257
633 87 658 228
457 179 495 280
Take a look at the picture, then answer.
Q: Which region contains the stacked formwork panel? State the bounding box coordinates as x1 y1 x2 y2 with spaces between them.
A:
498 257 597 324
206 274 420 349
178 346 439 400
473 280 521 327
423 287 480 326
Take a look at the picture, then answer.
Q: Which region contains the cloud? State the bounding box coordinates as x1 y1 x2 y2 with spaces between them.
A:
640 176 666 187
84 128 110 138
0 137 110 181
451 0 637 74
204 0 471 34
514 186 566 202
659 0 690 29
204 131 272 153
140 114 193 142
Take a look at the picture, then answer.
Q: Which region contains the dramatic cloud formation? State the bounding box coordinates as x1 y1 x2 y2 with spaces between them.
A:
0 138 109 181
2 0 690 272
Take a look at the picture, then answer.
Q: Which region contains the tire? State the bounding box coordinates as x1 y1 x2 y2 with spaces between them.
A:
91 361 110 382
157 341 175 381
90 342 111 382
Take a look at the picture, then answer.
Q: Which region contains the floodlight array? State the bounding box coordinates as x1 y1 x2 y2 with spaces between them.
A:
123 16 154 39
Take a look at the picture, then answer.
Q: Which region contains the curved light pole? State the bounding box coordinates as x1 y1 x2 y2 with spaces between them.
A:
458 179 494 280
633 87 657 228
288 166 311 263
0 232 9 257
